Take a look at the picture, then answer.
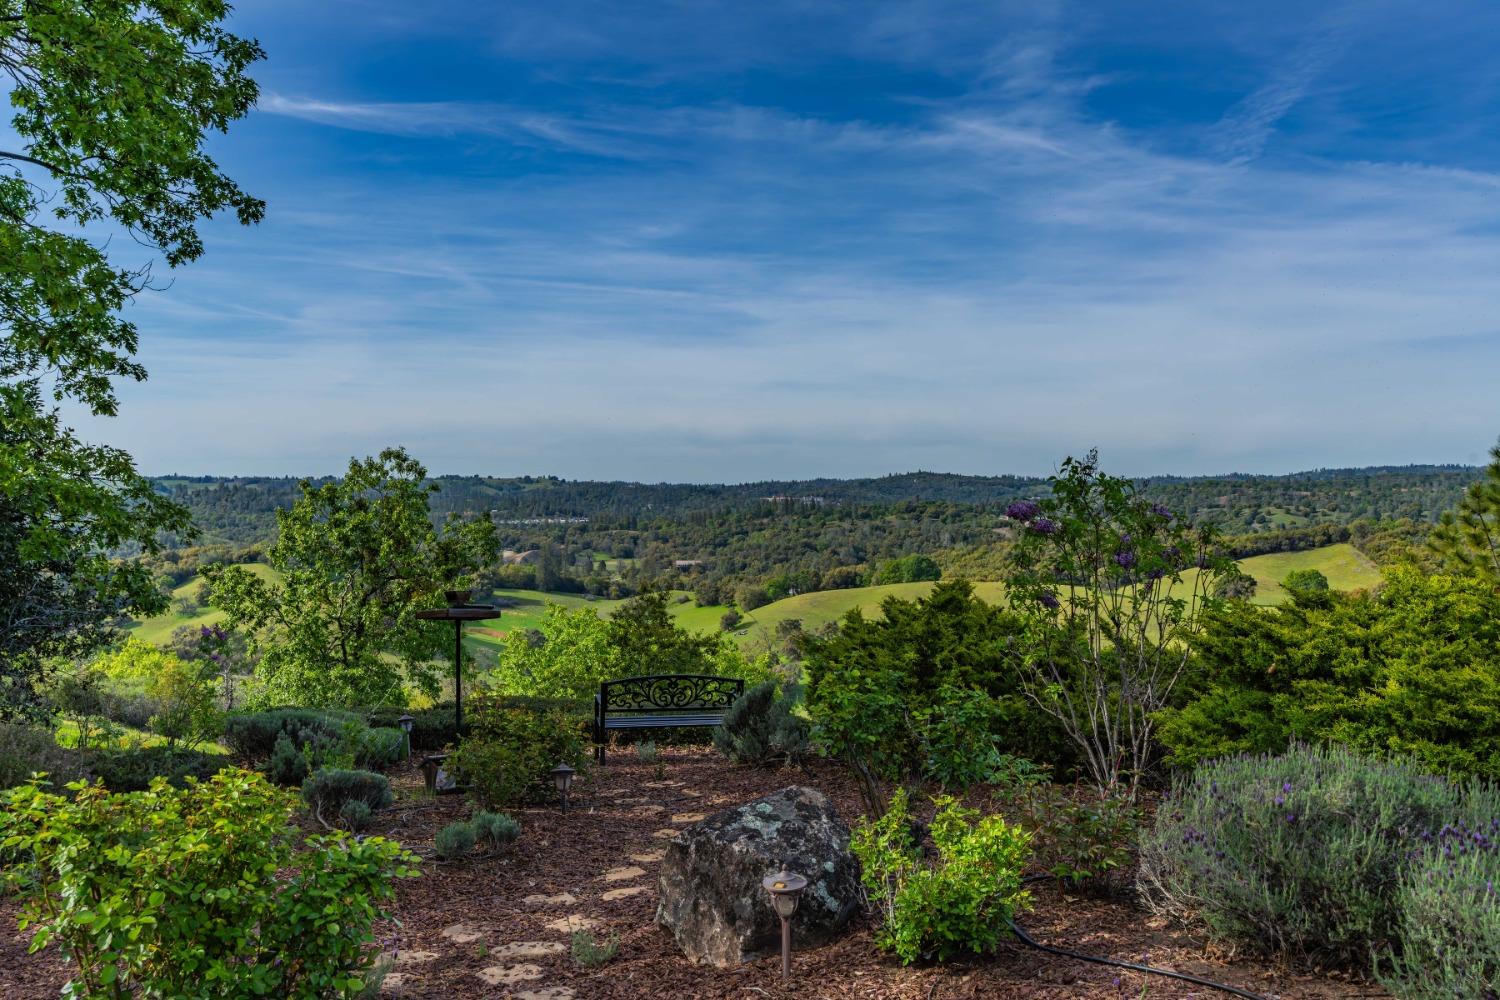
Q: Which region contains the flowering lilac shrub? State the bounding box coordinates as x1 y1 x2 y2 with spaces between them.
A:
1138 744 1500 969
1380 824 1500 998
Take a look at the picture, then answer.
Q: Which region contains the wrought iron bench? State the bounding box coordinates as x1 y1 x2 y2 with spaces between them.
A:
594 674 746 763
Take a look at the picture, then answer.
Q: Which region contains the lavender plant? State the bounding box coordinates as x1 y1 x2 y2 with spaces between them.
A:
1379 822 1500 998
1138 744 1500 969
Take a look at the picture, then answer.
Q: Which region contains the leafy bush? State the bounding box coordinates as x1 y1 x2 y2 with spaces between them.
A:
95 640 222 750
1009 784 1138 887
918 687 1010 790
0 723 82 790
435 821 476 861
851 788 1032 964
0 770 417 999
804 580 1075 813
339 799 372 832
635 740 659 763
449 696 589 808
86 745 229 792
1380 825 1500 998
355 726 406 770
713 680 811 767
471 810 521 849
571 929 620 967
1160 568 1500 780
1138 743 1500 968
301 768 393 825
224 708 360 761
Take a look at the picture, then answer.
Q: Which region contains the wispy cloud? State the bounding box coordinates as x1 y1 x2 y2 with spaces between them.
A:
78 0 1500 479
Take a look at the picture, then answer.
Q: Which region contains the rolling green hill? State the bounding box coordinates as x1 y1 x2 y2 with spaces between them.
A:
127 563 281 646
129 544 1384 656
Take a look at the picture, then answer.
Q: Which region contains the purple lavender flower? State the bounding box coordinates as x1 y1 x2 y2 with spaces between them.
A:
1029 517 1060 536
1038 591 1061 610
1006 500 1041 522
1274 795 1285 807
1114 549 1137 569
1282 782 1293 793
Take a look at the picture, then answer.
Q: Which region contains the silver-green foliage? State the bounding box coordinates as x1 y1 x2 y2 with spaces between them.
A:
434 821 476 861
470 810 520 849
1139 744 1500 969
1379 823 1500 999
570 930 619 967
712 680 810 767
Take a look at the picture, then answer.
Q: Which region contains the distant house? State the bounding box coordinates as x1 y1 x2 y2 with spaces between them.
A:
502 549 542 565
673 559 705 571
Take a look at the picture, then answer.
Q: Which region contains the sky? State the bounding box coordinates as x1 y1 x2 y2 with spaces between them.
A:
71 0 1500 481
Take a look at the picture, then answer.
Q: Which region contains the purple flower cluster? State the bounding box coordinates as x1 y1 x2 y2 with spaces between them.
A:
1029 517 1060 536
1037 591 1060 610
1006 499 1041 522
1114 549 1137 570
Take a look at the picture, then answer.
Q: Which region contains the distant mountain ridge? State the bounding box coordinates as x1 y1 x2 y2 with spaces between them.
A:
151 464 1482 548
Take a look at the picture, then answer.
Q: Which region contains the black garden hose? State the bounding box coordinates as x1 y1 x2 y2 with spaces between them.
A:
1009 874 1271 1000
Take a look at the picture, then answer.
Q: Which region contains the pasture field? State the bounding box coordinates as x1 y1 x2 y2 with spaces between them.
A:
128 544 1382 655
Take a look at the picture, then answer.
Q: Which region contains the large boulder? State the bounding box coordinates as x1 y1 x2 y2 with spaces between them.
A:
656 785 862 966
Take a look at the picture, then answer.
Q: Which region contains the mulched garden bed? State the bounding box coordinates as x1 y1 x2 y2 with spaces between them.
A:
0 748 1390 1000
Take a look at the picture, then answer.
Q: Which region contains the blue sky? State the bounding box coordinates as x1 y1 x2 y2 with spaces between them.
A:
76 0 1500 480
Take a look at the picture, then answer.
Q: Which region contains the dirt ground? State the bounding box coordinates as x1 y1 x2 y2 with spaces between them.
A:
0 748 1389 1000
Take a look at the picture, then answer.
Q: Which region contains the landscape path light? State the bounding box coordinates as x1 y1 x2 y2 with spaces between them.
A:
761 868 808 980
551 762 576 814
397 714 414 759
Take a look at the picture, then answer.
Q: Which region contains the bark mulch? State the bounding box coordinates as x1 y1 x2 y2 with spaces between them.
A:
0 748 1390 1000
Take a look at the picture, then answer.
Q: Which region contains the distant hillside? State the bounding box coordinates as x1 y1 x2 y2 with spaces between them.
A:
151 465 1480 547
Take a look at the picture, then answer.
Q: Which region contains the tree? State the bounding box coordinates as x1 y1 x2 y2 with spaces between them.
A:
1430 439 1500 587
1 2 263 717
1003 451 1233 797
1282 568 1330 597
872 554 941 585
606 588 732 676
492 604 615 701
167 623 257 710
96 638 219 749
208 448 499 708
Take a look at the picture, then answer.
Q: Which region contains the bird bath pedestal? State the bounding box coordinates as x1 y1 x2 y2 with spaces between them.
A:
415 598 497 733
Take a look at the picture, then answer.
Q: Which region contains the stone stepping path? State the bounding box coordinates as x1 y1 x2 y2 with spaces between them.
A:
652 827 680 839
439 923 484 944
492 941 566 959
670 812 706 824
601 885 650 901
544 913 602 934
477 963 543 986
629 849 664 863
515 989 574 1000
521 893 577 906
600 865 646 882
394 949 440 966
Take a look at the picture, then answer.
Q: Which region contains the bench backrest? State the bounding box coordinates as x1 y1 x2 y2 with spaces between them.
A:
598 674 745 716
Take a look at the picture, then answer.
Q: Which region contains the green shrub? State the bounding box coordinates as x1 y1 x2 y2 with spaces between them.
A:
86 745 229 792
1010 784 1138 887
571 929 619 967
435 821 476 861
1160 569 1500 780
918 687 1009 790
450 696 589 808
223 708 360 761
851 788 1032 964
713 680 811 767
0 770 418 999
355 727 406 770
635 740 659 763
1380 826 1500 998
0 723 82 790
339 799 372 832
471 810 520 849
301 768 393 825
1138 743 1500 968
263 721 361 787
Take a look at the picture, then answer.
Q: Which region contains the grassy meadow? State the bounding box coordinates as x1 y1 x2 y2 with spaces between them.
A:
129 543 1384 657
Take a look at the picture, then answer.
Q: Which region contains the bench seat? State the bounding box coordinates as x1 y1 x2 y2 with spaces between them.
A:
594 674 745 763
